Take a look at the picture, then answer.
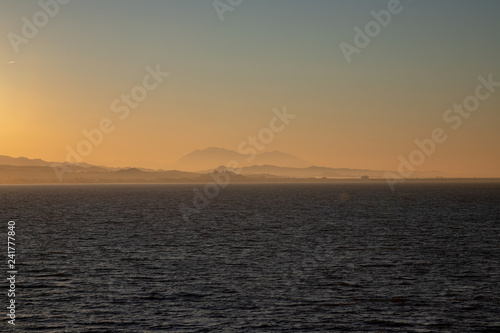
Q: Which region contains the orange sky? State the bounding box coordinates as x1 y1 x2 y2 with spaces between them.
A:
1 1 499 176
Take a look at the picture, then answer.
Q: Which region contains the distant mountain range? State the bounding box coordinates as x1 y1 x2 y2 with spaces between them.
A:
0 150 457 184
0 155 53 167
172 147 312 171
236 165 448 179
0 155 109 170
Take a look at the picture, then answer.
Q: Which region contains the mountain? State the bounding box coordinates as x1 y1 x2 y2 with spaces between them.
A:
252 151 311 168
0 155 115 170
238 165 448 179
0 153 457 184
172 147 312 171
173 147 241 171
0 155 52 167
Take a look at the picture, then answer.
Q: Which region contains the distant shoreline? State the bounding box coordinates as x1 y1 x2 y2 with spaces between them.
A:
1 178 500 186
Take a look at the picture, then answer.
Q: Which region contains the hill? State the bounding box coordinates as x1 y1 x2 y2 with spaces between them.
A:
172 147 312 171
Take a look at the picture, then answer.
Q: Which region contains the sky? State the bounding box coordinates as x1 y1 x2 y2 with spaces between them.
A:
1 0 499 176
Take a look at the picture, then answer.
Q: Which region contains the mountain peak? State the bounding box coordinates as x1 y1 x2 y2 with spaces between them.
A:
173 147 312 172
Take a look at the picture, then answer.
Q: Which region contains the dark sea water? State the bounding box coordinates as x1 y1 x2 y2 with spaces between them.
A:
1 183 499 332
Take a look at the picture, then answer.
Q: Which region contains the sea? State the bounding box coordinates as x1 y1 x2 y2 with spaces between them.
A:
0 182 499 332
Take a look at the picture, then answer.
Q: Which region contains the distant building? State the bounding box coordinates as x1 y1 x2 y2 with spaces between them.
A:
361 175 369 180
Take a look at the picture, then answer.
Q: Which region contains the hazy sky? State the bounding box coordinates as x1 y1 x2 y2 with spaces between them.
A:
1 0 499 176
